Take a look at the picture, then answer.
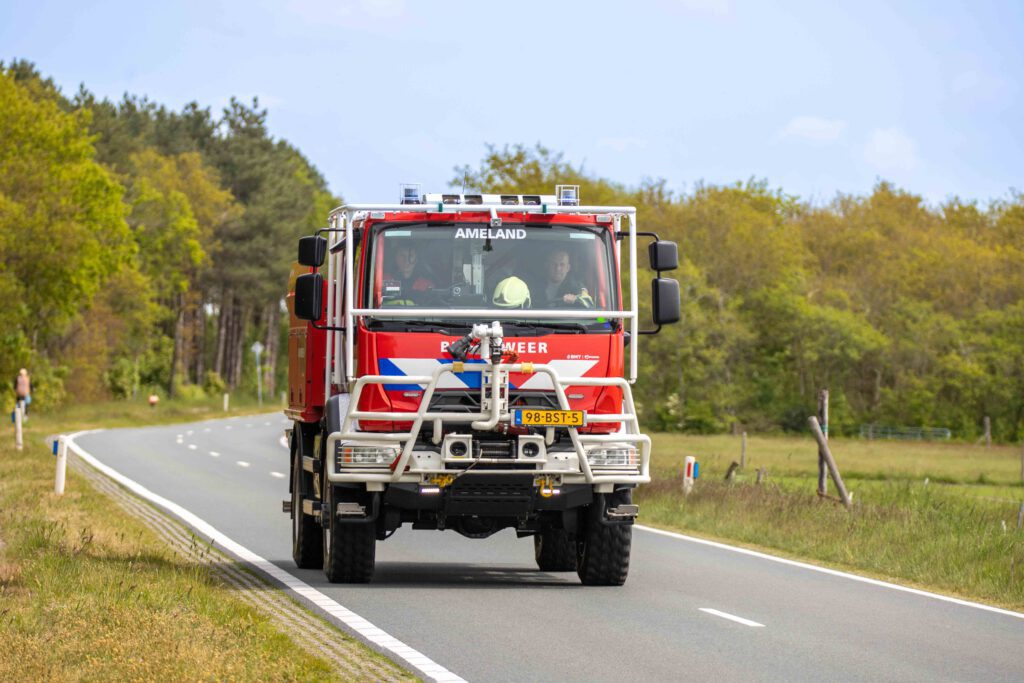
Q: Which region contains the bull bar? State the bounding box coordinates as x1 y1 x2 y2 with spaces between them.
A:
324 361 650 485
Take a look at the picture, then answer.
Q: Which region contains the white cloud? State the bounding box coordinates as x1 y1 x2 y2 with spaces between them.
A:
863 127 919 174
777 116 847 143
597 137 649 152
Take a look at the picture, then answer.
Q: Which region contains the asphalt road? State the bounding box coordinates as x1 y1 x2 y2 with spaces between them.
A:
75 414 1024 682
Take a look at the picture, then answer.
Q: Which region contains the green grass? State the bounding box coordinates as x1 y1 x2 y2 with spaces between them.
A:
0 397 413 681
638 432 1024 611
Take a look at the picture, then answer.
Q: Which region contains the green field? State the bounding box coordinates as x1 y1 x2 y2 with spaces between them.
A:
638 432 1024 611
0 398 413 682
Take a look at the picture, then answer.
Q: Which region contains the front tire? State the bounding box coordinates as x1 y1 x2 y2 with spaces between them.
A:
576 489 632 586
534 529 577 571
291 429 322 569
323 484 376 583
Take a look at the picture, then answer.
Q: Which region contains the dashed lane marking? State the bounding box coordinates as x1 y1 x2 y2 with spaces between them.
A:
209 451 220 457
270 472 286 479
699 608 765 628
237 461 251 468
188 444 197 450
637 525 1024 621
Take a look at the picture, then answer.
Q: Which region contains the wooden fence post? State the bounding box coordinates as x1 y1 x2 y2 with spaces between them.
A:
817 389 829 495
809 416 852 509
983 416 991 448
740 431 747 470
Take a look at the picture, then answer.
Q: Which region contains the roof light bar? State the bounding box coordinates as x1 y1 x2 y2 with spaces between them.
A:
556 184 580 206
399 183 422 205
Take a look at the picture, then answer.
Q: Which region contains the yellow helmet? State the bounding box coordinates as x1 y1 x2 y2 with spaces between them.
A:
492 276 531 308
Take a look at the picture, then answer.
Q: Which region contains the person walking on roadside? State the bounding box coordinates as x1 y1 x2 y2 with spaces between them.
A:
14 368 31 418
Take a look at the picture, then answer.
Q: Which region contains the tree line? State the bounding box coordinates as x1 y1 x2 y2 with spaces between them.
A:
457 145 1024 441
3 63 1022 441
1 61 336 408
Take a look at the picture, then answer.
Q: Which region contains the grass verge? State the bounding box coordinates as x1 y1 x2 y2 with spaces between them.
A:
638 432 1024 611
0 398 414 681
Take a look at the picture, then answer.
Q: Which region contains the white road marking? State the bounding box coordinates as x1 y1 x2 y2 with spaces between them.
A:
203 428 211 432
225 425 232 430
699 608 764 628
244 423 253 428
279 435 289 449
264 421 271 426
186 430 194 435
65 431 465 683
209 451 220 457
176 433 183 439
236 461 250 468
636 525 1024 621
270 471 286 479
188 444 197 450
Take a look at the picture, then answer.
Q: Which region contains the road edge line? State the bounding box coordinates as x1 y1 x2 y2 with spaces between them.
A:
636 524 1024 621
65 430 467 683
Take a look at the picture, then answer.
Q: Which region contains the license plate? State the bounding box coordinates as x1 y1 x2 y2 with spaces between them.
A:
513 409 585 427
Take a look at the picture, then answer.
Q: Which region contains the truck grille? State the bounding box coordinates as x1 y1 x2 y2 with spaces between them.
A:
448 475 534 512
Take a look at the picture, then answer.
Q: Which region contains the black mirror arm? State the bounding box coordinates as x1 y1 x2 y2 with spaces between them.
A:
310 322 346 332
638 324 662 336
617 230 674 277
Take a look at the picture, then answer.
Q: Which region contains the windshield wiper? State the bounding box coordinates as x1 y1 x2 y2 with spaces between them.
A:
368 319 469 334
504 321 594 335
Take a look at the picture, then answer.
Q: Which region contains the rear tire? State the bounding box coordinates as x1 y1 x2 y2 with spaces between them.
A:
291 429 322 569
534 529 577 571
323 484 376 583
576 489 632 586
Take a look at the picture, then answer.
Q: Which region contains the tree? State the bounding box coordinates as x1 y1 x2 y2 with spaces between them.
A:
0 67 133 404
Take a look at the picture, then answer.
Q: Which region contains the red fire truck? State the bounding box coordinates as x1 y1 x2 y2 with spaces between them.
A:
285 185 679 585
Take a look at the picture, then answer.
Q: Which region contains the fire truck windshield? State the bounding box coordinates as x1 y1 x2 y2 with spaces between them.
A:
366 223 617 326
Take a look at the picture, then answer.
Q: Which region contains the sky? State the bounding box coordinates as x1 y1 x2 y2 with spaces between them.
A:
2 0 1022 206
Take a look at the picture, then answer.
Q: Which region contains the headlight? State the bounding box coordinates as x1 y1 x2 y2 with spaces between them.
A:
336 444 399 468
587 446 639 468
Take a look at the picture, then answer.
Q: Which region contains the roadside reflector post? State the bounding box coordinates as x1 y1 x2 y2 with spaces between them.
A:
809 416 851 509
223 393 229 412
54 435 67 494
683 455 697 495
740 431 747 470
14 401 23 450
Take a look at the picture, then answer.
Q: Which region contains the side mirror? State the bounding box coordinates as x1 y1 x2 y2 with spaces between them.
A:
652 278 680 326
298 236 327 267
649 240 678 271
294 273 323 321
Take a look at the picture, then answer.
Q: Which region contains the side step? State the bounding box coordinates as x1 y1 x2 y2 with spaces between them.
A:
607 504 640 520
